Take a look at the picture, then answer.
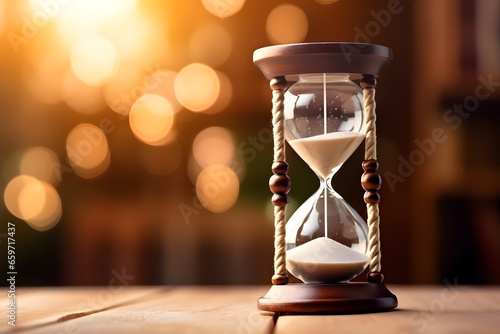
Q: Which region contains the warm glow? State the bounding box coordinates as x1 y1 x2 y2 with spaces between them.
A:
189 23 232 67
201 0 245 18
26 51 66 105
19 146 61 185
18 179 46 220
66 124 111 178
203 71 232 115
105 68 145 116
30 0 137 17
4 175 62 231
196 164 239 213
62 70 106 114
0 1 4 33
129 94 175 146
106 15 165 64
266 4 308 44
71 35 118 86
175 63 220 112
5 175 33 220
193 127 235 168
55 8 98 48
54 0 138 47
144 69 182 114
25 181 62 232
74 0 138 21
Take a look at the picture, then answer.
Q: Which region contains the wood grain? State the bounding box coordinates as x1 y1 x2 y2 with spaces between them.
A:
0 286 273 334
275 285 500 334
1 285 499 333
0 286 166 332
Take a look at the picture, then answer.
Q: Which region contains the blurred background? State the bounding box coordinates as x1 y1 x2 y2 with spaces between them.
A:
0 0 499 286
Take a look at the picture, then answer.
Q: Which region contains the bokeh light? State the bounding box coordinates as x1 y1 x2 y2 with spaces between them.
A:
193 127 235 168
70 35 118 86
55 6 99 47
75 0 138 21
30 0 137 17
196 164 239 213
129 94 175 146
266 4 308 44
54 0 139 47
19 146 61 185
189 23 232 67
203 71 232 115
62 70 106 114
104 14 166 64
0 1 4 32
24 182 62 232
105 68 145 116
175 63 220 112
5 175 36 220
66 123 111 178
18 179 46 221
144 69 182 114
201 0 245 18
4 175 62 231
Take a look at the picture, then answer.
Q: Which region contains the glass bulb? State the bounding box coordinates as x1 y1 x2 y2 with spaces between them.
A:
284 73 369 284
284 73 364 141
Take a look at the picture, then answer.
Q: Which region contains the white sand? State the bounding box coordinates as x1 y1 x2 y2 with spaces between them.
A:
286 237 369 283
288 132 365 180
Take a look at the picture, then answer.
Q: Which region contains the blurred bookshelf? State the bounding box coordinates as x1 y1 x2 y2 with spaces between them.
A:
411 0 500 284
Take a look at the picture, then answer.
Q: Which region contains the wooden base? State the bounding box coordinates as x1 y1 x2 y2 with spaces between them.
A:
257 282 397 314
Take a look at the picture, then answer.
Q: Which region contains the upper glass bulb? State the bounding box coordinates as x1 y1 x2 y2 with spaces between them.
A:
284 74 364 138
284 73 365 179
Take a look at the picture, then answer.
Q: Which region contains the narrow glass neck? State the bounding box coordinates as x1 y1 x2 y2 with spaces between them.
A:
318 169 338 192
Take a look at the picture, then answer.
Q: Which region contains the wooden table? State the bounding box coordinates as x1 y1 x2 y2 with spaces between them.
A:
1 285 499 333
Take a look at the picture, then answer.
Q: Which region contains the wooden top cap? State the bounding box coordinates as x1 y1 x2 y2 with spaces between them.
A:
253 42 392 80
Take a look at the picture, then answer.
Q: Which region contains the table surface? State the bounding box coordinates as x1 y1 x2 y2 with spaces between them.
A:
1 285 499 333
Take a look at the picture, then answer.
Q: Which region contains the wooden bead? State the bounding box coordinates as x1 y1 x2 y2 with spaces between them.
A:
269 174 291 194
271 161 290 206
361 75 377 88
270 76 287 90
364 191 380 204
367 272 384 283
362 159 380 203
362 159 379 172
272 161 289 175
272 193 289 206
361 172 382 191
272 274 289 285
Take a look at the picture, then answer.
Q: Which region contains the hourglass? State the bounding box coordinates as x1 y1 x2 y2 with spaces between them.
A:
254 43 397 313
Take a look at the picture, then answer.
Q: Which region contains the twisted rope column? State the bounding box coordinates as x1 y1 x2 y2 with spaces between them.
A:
268 77 290 285
361 75 384 283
